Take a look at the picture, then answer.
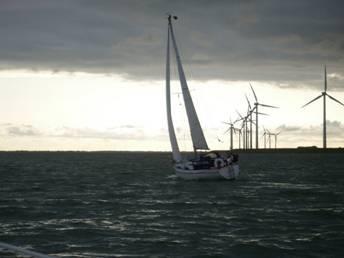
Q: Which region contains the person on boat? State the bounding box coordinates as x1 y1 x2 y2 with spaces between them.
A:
232 154 239 163
227 154 233 165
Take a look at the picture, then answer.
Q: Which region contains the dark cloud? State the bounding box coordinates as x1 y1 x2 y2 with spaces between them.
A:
0 0 343 85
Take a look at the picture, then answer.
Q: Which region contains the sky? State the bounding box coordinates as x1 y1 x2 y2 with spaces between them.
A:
0 0 344 151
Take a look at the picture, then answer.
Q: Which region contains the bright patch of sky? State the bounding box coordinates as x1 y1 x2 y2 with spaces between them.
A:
1 70 344 150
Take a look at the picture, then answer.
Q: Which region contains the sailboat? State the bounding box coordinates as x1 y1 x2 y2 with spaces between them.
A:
165 15 239 180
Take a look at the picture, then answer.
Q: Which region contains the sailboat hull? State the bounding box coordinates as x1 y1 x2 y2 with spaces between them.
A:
174 164 239 180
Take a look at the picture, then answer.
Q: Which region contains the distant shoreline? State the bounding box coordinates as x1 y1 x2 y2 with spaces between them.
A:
228 147 344 153
0 148 344 154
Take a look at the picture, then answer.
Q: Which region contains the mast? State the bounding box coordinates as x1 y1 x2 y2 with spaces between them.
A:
168 15 209 152
166 16 182 162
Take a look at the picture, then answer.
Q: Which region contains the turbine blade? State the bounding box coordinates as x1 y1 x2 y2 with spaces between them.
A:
233 118 241 124
326 93 344 107
235 117 244 123
245 94 252 109
236 110 244 119
259 103 279 108
301 94 322 108
257 112 269 116
249 83 258 102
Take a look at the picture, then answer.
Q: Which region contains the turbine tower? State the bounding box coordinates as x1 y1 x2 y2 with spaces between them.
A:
236 111 248 149
246 95 254 149
250 84 278 149
246 94 268 149
262 129 267 149
223 118 240 150
267 130 272 149
270 131 281 149
274 131 281 149
302 66 344 148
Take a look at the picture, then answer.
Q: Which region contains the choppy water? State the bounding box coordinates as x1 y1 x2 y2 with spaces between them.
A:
0 151 343 257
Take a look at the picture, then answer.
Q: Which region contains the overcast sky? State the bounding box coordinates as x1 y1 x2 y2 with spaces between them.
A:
1 0 344 83
0 0 344 150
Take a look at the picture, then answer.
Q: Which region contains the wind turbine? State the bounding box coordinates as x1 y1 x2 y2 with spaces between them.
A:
302 66 344 149
250 84 279 149
237 127 243 149
268 130 281 149
274 131 281 149
246 94 268 149
223 118 240 150
267 130 273 149
236 111 248 149
262 129 267 149
263 128 273 149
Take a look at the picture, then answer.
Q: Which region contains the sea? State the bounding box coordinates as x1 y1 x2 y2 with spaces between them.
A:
0 151 343 258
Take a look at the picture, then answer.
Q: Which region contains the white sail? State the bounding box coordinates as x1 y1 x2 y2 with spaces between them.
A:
166 25 182 162
168 20 209 150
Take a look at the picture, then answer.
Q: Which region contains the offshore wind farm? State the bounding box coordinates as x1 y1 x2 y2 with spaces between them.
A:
220 66 344 153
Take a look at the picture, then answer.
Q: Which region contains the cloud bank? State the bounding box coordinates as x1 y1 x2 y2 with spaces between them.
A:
0 0 343 85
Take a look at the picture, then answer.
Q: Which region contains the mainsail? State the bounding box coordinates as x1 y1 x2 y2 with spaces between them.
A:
168 18 209 150
166 23 182 162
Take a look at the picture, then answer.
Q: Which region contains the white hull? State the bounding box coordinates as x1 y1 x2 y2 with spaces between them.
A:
175 164 239 180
